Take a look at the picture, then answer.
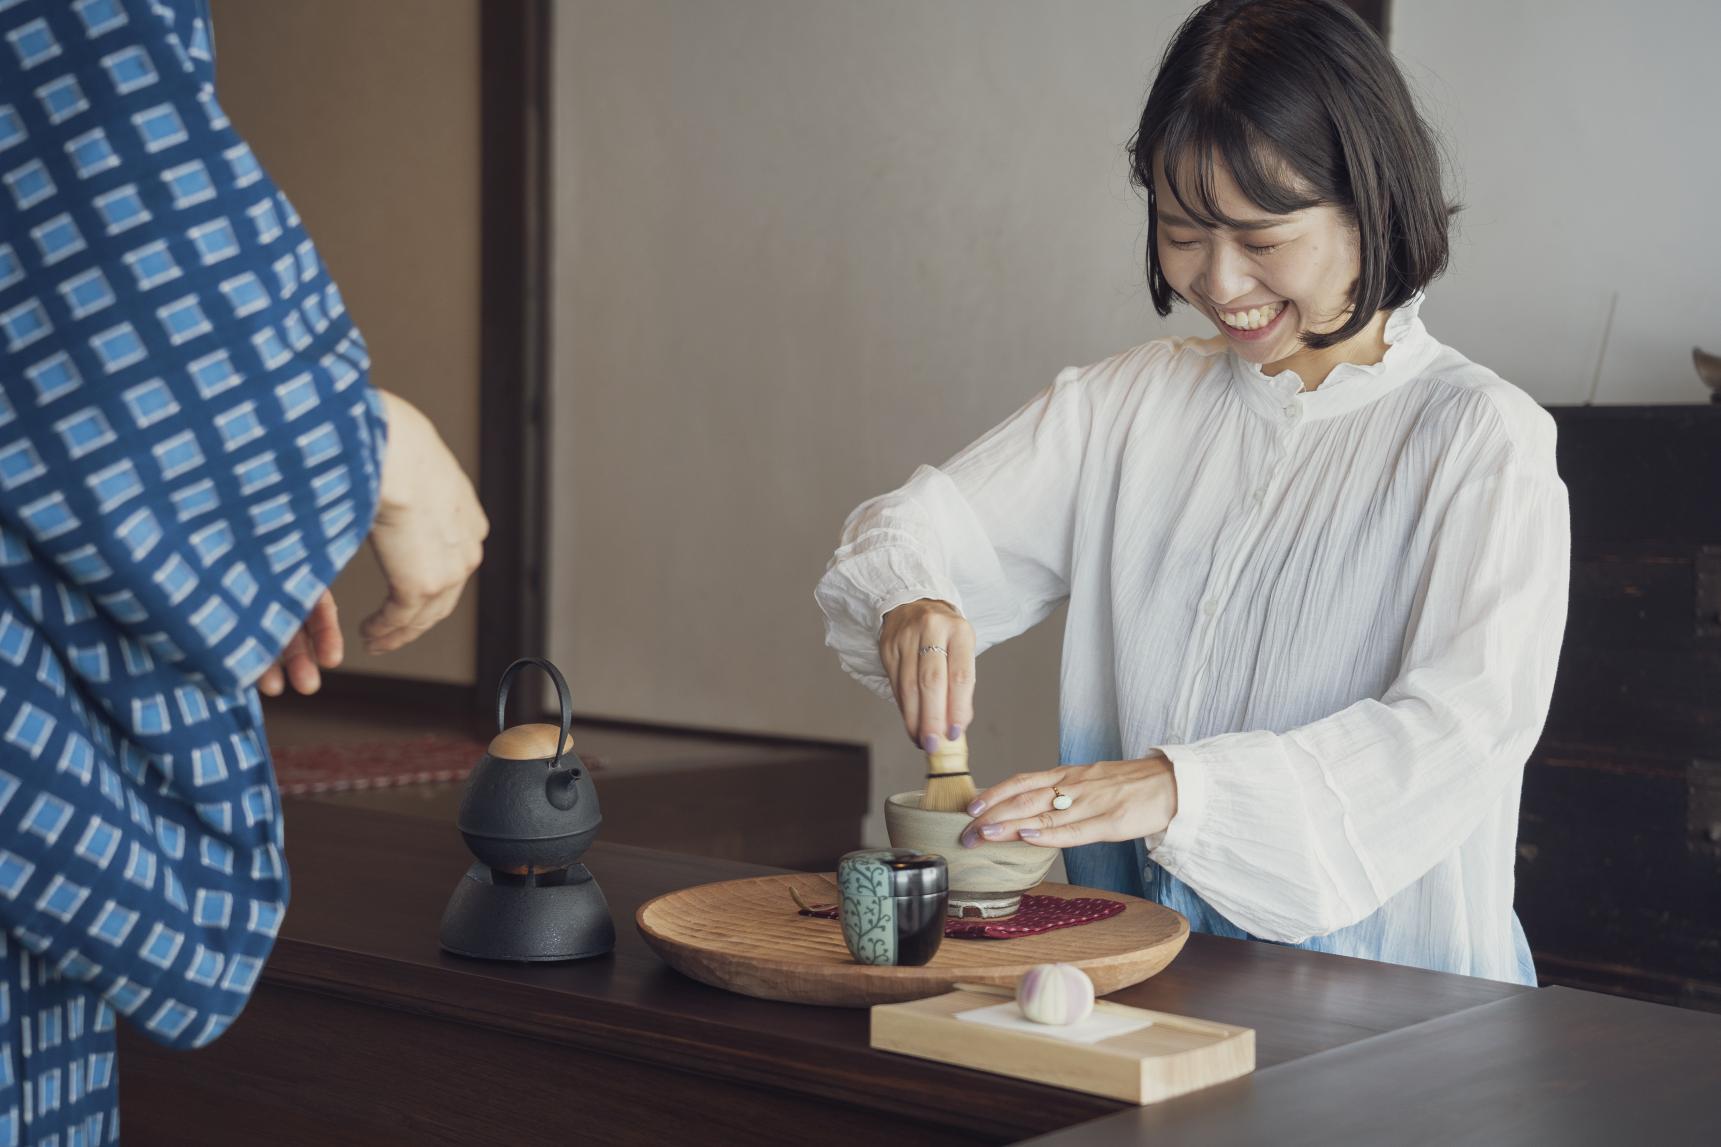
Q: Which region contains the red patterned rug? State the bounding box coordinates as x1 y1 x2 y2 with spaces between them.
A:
270 735 613 796
269 735 490 796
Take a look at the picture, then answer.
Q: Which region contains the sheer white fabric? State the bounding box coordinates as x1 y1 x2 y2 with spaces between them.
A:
816 296 1568 983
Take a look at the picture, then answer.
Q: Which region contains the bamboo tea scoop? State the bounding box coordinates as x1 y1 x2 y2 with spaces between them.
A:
921 732 977 812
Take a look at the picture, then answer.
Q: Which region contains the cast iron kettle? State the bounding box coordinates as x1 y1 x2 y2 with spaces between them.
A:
438 657 616 962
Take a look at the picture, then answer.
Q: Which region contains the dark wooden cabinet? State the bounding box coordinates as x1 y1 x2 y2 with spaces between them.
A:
1518 406 1721 1011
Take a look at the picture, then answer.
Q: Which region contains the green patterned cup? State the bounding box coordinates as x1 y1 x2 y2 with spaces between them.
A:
837 848 947 966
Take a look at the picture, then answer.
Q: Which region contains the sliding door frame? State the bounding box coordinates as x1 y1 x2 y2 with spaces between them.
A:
318 1 552 733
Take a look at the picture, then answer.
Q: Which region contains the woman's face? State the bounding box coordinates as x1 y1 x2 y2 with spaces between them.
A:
1153 154 1364 370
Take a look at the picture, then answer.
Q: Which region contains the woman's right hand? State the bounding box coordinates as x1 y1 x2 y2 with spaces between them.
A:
880 599 977 751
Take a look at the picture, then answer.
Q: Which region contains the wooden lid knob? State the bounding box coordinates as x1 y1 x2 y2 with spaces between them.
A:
487 722 577 761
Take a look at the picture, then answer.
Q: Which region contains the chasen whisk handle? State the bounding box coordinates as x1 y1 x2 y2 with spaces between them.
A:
924 732 970 780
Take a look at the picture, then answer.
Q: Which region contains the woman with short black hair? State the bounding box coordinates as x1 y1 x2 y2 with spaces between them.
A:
817 0 1567 983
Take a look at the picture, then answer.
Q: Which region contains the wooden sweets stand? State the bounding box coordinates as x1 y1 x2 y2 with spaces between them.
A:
872 983 1255 1105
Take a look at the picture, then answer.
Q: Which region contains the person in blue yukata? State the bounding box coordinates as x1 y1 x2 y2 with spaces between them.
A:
0 2 488 1143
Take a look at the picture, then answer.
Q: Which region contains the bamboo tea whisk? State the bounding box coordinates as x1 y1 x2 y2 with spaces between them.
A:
920 732 977 812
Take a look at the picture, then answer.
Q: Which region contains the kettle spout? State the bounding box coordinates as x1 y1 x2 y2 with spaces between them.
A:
545 766 582 812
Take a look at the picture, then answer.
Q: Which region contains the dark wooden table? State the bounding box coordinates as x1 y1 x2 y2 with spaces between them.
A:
121 802 1539 1145
1020 985 1721 1146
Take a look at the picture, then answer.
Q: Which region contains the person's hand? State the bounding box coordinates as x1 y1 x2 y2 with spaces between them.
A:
959 755 1179 849
879 598 976 750
258 590 342 696
363 390 488 654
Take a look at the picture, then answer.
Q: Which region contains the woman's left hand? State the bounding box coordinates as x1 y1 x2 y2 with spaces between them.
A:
960 754 1179 849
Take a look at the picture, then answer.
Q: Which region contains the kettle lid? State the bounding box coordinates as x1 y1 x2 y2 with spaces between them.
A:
488 723 577 762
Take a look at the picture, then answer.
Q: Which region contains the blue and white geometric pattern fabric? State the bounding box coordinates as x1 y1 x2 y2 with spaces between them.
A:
0 1 386 1142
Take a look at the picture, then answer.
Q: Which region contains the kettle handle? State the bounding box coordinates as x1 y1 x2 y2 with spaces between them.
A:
495 657 574 771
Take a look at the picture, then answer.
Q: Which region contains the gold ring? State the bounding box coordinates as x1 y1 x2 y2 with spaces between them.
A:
1050 787 1073 811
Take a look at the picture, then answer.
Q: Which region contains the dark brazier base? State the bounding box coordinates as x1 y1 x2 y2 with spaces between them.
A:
439 861 617 962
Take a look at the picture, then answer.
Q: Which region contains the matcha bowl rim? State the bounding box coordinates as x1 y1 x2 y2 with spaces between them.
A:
883 790 1058 918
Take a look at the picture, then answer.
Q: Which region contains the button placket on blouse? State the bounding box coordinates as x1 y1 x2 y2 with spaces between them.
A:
1252 392 1304 511
1177 532 1243 744
1175 394 1306 739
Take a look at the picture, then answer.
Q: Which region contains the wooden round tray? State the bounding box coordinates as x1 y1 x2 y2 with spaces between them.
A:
636 874 1189 1007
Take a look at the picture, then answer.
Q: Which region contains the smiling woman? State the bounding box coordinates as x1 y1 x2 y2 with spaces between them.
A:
817 0 1570 986
1135 0 1450 387
1136 0 1448 352
1153 162 1377 384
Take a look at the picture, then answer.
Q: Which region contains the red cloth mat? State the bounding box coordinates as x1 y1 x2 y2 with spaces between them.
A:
797 892 1125 940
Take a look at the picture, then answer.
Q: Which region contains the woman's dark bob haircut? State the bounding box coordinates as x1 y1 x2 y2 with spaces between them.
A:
1130 0 1454 349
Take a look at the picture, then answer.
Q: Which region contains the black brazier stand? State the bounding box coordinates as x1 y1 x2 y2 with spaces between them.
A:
439 658 616 962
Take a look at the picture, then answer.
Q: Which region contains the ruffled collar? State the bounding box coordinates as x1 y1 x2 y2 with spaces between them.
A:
1228 293 1440 422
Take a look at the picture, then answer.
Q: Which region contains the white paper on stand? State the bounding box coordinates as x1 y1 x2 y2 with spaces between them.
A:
953 1001 1154 1045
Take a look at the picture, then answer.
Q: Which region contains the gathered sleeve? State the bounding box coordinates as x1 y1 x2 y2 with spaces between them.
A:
814 363 1109 698
0 0 384 1048
1152 442 1570 943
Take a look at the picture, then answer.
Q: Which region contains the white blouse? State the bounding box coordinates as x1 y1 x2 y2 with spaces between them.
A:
815 296 1568 984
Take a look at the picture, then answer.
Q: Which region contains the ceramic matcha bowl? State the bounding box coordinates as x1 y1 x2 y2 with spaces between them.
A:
884 791 1057 919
